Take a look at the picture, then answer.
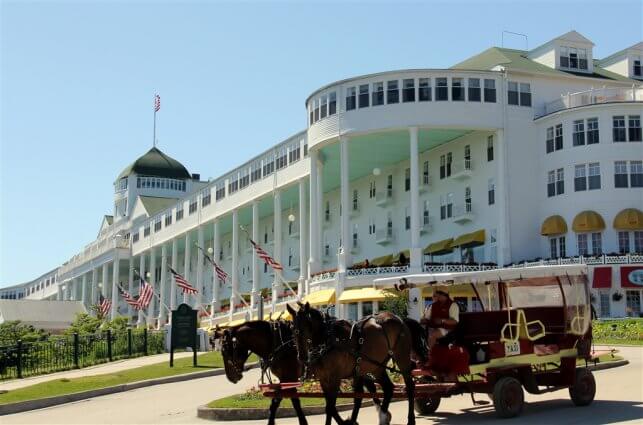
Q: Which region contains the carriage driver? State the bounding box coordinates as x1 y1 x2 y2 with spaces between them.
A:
421 285 459 353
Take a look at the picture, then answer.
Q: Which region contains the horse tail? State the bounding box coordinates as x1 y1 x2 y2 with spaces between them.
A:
403 317 428 363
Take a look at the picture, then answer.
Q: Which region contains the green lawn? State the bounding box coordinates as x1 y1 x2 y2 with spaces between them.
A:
207 395 330 409
593 319 643 346
0 352 256 405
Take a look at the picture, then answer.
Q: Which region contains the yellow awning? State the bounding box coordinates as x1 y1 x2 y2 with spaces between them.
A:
572 210 606 232
452 229 486 248
424 238 454 255
338 287 393 303
613 208 643 230
371 254 394 267
223 318 247 328
264 311 293 321
303 288 336 306
394 250 410 263
541 215 568 236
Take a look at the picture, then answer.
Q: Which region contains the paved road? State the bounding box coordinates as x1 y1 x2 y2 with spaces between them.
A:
3 346 642 424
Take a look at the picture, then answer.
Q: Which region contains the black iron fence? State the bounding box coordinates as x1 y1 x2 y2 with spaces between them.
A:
0 329 166 380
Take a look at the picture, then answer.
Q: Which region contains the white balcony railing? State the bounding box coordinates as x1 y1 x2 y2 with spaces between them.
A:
451 159 473 179
420 174 432 193
375 227 395 244
59 235 130 276
420 215 432 234
452 203 474 223
536 86 643 118
375 189 394 206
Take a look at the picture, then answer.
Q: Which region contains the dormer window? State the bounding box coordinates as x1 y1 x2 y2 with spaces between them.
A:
634 57 642 78
560 46 588 71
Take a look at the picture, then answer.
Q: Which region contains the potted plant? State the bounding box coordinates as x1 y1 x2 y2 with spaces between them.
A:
612 292 624 302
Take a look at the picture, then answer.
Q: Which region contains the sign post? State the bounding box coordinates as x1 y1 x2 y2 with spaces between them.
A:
170 303 198 367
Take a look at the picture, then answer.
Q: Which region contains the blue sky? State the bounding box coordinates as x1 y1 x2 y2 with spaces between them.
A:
1 0 641 286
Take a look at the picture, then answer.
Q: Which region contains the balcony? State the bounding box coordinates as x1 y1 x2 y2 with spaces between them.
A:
536 86 643 118
451 159 473 180
375 227 395 245
287 222 300 238
323 212 332 227
420 175 432 193
452 203 474 224
350 238 360 254
323 247 334 263
350 201 360 217
375 188 394 207
420 215 432 234
288 255 300 271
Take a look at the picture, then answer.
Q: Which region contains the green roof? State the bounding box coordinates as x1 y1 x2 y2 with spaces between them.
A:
117 147 191 180
139 196 179 217
452 47 636 82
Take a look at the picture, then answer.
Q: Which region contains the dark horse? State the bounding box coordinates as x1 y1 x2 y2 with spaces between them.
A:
212 320 382 425
287 302 426 425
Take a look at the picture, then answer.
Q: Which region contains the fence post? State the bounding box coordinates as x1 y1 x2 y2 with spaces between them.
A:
143 328 148 356
105 330 112 362
16 340 23 379
73 333 79 369
127 328 132 357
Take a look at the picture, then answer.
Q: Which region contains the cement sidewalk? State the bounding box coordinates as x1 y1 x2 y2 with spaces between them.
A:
0 352 195 392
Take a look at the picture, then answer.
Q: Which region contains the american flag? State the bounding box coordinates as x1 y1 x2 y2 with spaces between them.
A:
195 244 228 283
98 294 111 317
169 267 198 294
154 94 160 112
137 277 154 309
249 239 283 271
118 285 140 309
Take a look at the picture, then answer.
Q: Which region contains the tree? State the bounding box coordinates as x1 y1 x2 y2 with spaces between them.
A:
103 316 129 332
0 321 48 345
380 290 409 318
64 313 103 336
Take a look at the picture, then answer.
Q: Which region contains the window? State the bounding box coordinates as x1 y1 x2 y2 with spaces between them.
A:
228 176 239 194
588 162 601 190
519 83 531 106
550 238 558 258
559 237 566 257
574 165 587 191
165 214 172 227
468 78 481 102
573 120 585 146
372 82 384 106
591 232 602 255
262 153 275 176
626 291 641 317
631 160 643 187
276 146 287 169
404 206 410 230
556 168 565 195
484 79 496 102
289 142 301 163
507 81 518 105
215 182 225 200
403 79 415 102
239 169 249 189
635 231 643 253
313 99 319 122
369 181 376 198
560 46 588 70
423 160 429 185
329 92 337 115
352 189 359 211
618 231 630 254
560 46 569 68
464 187 471 212
154 217 162 232
446 152 452 177
546 127 554 153
346 87 356 110
132 232 139 243
634 58 642 77
577 233 588 256
446 193 454 219
582 118 598 145
547 170 556 197
615 161 629 188
613 116 626 142
629 115 641 141
423 200 429 226
201 189 211 207
436 78 448 101
143 225 150 238
599 293 610 318
320 95 327 119
251 161 262 182
368 217 375 235
451 78 464 101
387 80 399 104
309 104 313 126
404 168 410 191
464 144 471 164
555 124 563 150
189 198 198 214
488 178 495 205
418 78 431 101
359 84 369 108
176 205 184 221
440 155 446 179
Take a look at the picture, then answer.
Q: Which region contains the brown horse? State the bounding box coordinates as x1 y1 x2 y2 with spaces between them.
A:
287 303 424 425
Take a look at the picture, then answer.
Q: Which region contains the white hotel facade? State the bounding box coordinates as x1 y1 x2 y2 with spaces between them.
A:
8 31 643 323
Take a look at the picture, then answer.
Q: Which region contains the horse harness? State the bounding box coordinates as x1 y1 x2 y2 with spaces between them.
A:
260 320 295 384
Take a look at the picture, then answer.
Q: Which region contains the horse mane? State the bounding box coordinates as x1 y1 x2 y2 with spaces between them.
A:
403 317 428 362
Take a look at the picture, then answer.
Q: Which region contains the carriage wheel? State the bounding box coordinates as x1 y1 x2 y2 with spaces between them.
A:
414 396 441 415
493 377 524 418
569 368 596 406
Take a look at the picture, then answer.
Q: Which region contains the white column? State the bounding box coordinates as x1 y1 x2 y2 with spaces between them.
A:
147 248 156 326
230 210 239 320
111 252 120 320
137 254 145 326
251 203 260 310
496 129 511 266
409 126 422 273
317 159 324 270
272 190 282 311
308 150 320 277
298 178 308 296
91 267 98 305
210 221 220 318
127 258 134 321
196 226 205 308
170 239 178 311
101 264 108 300
339 136 351 270
57 284 63 301
159 244 168 325
183 232 191 304
81 273 87 307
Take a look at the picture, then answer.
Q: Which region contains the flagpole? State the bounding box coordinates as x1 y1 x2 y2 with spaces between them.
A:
153 94 157 148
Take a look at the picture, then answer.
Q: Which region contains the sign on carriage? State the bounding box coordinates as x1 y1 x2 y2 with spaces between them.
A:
170 303 198 367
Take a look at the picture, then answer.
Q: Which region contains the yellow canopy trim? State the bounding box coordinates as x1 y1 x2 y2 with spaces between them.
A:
371 254 394 267
421 285 476 298
452 229 486 248
540 215 568 236
223 318 247 328
264 310 293 321
303 288 336 306
424 238 454 255
613 208 643 230
338 287 393 303
572 210 606 232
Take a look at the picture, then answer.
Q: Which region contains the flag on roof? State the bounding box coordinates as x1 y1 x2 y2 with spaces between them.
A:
154 94 160 112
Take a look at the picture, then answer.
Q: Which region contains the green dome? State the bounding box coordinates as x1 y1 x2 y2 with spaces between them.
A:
117 147 191 180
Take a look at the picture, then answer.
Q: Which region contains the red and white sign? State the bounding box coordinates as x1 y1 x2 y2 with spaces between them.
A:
621 266 643 288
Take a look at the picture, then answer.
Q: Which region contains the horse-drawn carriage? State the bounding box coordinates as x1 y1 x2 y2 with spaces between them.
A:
214 264 598 424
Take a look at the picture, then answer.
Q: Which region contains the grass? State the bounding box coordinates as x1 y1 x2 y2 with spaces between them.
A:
593 319 643 346
207 395 330 409
0 352 256 405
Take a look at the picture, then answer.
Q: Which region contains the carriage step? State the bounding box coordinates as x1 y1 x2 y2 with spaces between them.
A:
473 399 490 406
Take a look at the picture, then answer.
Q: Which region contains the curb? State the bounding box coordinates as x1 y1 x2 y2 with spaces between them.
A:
587 359 629 372
0 362 258 416
198 400 375 421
